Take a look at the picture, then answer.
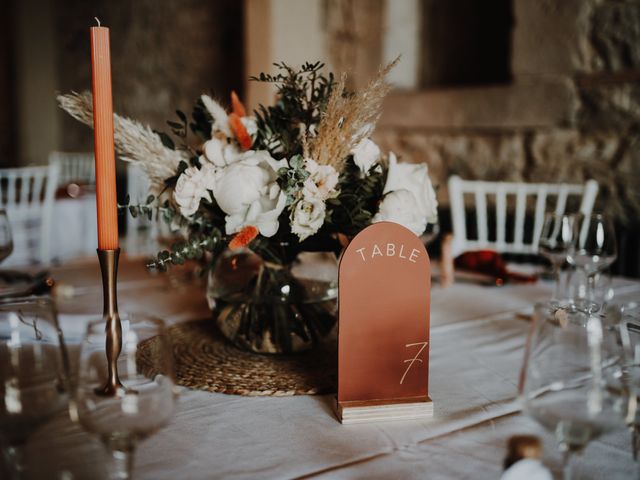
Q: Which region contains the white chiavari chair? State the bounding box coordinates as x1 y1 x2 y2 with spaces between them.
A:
0 164 60 266
448 175 599 257
48 151 95 186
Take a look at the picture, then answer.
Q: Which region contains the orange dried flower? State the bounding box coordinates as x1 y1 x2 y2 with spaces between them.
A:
229 113 253 150
229 225 259 250
230 91 247 117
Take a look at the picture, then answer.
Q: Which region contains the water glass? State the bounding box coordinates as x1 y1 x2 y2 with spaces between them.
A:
0 297 69 479
567 213 617 311
520 302 631 479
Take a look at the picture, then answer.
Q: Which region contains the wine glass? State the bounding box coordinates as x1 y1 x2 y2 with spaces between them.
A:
73 314 177 479
520 302 631 479
567 213 617 312
538 213 575 303
614 302 640 461
0 297 69 479
0 211 14 265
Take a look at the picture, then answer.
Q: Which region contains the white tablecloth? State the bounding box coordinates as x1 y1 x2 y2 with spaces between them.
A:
21 262 640 479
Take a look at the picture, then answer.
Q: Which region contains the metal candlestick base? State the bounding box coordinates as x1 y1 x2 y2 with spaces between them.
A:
95 248 124 396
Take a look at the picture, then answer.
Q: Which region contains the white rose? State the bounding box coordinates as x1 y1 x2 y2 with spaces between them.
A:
202 137 241 167
213 150 288 237
383 152 438 227
351 138 380 174
372 190 427 236
173 164 216 217
302 158 339 200
291 197 326 241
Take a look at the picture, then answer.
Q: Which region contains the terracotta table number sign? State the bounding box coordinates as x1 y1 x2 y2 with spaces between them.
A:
336 221 433 424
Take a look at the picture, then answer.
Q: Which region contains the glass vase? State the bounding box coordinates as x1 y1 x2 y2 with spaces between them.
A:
206 247 338 354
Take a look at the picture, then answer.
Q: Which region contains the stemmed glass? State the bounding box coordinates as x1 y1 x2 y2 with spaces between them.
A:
567 213 617 312
520 302 631 479
615 303 640 461
538 213 575 303
0 297 69 479
73 314 177 479
0 211 14 265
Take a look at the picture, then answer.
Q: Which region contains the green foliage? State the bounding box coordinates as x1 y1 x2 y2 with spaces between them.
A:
167 109 188 139
146 229 223 272
251 62 335 159
119 194 157 221
277 154 310 205
154 100 211 154
325 157 387 236
190 99 213 141
163 160 189 190
154 130 175 150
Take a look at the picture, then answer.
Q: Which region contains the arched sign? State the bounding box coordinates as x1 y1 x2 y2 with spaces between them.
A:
336 222 433 423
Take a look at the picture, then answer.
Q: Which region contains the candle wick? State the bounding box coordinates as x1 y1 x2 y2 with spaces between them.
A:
94 17 101 27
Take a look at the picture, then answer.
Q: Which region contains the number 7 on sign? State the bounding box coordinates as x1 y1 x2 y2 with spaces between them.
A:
400 341 429 384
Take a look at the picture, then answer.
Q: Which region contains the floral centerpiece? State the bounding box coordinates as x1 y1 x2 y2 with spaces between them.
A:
58 59 438 354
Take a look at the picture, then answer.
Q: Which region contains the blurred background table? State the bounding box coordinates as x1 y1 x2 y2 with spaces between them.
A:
19 258 640 479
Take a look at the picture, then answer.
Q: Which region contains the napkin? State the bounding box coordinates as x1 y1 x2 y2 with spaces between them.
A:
454 250 537 285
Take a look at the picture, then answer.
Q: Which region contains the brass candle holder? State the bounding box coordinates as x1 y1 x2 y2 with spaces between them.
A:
95 248 124 396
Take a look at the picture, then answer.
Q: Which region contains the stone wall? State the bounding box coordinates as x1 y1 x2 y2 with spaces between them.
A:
55 0 244 154
372 0 640 225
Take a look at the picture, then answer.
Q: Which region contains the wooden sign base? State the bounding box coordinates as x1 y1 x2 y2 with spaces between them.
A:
335 397 434 425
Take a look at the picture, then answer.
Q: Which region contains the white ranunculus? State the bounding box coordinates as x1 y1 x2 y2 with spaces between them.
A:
351 138 381 174
202 137 241 167
383 152 438 227
291 197 326 241
173 164 217 218
213 150 288 237
372 190 427 236
302 158 339 200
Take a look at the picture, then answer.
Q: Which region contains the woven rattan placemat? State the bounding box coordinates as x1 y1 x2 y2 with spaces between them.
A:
138 320 337 396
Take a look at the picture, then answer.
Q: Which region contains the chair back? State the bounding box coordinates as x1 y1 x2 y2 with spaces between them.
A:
126 163 165 256
0 164 60 265
448 175 599 256
49 151 96 186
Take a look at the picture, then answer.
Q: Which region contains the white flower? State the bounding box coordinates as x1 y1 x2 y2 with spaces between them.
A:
302 158 339 200
291 197 326 241
351 138 381 174
173 164 216 217
382 152 438 226
372 190 427 236
202 137 241 167
213 150 288 237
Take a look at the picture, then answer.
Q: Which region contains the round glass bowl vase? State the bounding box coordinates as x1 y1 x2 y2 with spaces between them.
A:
206 248 338 354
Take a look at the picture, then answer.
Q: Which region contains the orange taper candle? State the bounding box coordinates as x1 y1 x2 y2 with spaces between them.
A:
90 22 119 250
